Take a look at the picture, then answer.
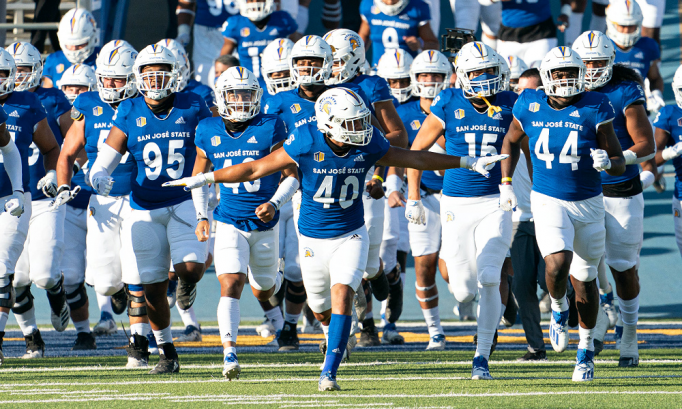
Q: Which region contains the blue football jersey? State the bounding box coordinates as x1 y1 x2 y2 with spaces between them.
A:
501 0 552 28
196 114 287 231
513 89 616 201
43 48 100 84
613 37 660 80
430 88 517 197
183 79 216 109
283 122 391 239
73 91 135 197
596 80 646 185
195 0 238 28
113 93 212 210
0 106 17 197
0 92 47 197
221 11 297 81
653 105 682 199
360 0 431 66
263 84 373 133
397 98 442 191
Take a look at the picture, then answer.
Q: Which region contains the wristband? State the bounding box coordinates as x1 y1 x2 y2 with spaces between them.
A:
372 174 384 183
459 156 473 170
197 217 208 222
501 177 512 184
560 4 572 16
73 161 81 175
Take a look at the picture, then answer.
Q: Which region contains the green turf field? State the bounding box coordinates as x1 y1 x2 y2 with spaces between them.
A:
2 349 681 408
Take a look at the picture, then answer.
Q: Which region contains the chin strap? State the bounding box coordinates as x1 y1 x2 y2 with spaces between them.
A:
479 95 502 118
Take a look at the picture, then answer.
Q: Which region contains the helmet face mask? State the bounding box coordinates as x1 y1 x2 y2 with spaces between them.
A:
606 0 643 48
377 49 414 103
156 39 191 92
133 45 178 101
316 88 372 146
0 49 17 97
261 38 295 95
455 43 501 98
14 66 39 91
8 42 43 91
572 31 615 90
57 64 97 103
410 50 452 99
505 55 528 92
215 67 263 122
374 0 408 16
323 29 366 86
96 40 138 103
540 46 586 99
239 0 276 21
546 67 584 97
387 77 412 103
289 36 334 86
57 8 99 64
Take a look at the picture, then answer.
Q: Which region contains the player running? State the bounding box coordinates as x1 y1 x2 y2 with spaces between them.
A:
500 46 625 381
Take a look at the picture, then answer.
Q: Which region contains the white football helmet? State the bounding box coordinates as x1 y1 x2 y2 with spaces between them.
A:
156 38 191 91
539 46 586 98
606 0 643 48
133 44 178 100
498 55 511 91
323 29 366 85
57 64 97 103
572 31 616 90
96 40 138 103
410 50 451 99
374 0 408 16
316 87 372 146
215 66 263 122
377 49 414 103
673 65 682 109
290 35 333 86
261 38 295 95
57 8 99 64
238 0 276 21
506 55 529 92
0 49 17 97
456 42 501 98
7 42 43 91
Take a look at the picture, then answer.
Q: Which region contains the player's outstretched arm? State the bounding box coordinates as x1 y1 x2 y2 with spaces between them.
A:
256 164 300 223
378 146 507 178
623 104 656 164
596 121 626 176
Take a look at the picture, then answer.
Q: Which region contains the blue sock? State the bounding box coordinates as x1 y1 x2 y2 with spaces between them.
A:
321 313 352 377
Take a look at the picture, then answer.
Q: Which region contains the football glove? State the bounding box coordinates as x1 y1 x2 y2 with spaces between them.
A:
590 149 611 172
50 185 81 209
662 142 682 161
37 169 58 197
92 176 115 196
405 199 426 225
460 154 509 178
162 172 215 190
499 184 517 212
4 190 24 217
648 89 666 114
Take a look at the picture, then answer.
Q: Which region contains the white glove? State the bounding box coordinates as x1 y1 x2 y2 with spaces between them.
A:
662 142 682 161
4 190 25 217
404 199 426 225
92 176 115 196
648 89 666 113
49 185 81 209
590 149 611 171
162 172 215 190
499 184 517 212
460 154 509 178
176 24 191 47
37 170 58 197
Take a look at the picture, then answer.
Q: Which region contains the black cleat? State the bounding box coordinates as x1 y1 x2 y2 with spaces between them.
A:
176 279 197 310
149 343 179 374
72 332 97 350
369 271 390 302
23 329 45 359
126 334 151 368
618 356 639 367
46 276 70 332
517 350 548 361
593 339 604 357
110 287 127 315
277 322 300 351
357 318 381 347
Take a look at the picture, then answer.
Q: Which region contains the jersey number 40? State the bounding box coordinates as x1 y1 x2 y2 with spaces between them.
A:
314 175 360 209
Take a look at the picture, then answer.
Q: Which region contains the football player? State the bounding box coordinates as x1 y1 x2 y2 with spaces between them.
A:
52 41 140 355
377 49 414 105
43 8 100 88
407 42 515 379
88 44 212 374
56 64 97 102
505 55 529 93
573 30 656 366
261 38 296 101
165 87 507 391
500 46 626 381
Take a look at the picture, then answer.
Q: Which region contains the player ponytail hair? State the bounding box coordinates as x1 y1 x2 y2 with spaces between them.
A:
609 64 644 88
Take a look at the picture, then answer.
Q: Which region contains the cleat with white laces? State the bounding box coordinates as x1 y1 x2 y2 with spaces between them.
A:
318 371 341 391
256 317 276 338
426 334 446 351
22 329 45 359
381 323 405 345
549 310 569 353
618 324 639 367
93 312 117 336
222 352 241 380
593 307 609 356
175 324 202 342
600 290 618 329
572 349 595 382
471 355 493 380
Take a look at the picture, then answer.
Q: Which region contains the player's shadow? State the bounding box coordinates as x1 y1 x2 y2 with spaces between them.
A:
643 232 676 240
639 303 682 318
639 246 675 256
643 203 675 218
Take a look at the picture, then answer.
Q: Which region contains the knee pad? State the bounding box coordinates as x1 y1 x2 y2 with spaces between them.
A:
125 284 147 317
66 282 88 310
285 280 307 304
34 275 60 291
0 275 14 308
12 285 33 314
479 268 502 288
453 289 476 304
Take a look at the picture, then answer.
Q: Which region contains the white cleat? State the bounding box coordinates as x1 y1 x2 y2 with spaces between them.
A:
175 325 202 342
318 372 341 391
471 356 493 380
223 353 241 380
549 310 569 353
302 314 323 334
618 324 639 367
93 318 117 336
426 334 446 351
572 349 595 382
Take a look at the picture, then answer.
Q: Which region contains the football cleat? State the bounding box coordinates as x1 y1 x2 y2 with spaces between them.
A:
381 323 405 345
256 317 276 338
72 332 97 350
149 343 179 374
318 371 341 391
357 319 381 347
176 278 197 310
22 329 45 359
471 355 493 380
426 334 446 351
572 349 595 382
222 352 241 380
593 308 609 356
302 311 323 334
455 300 476 321
277 322 300 351
93 312 117 336
549 310 570 353
126 334 150 368
46 276 70 332
147 332 159 354
166 279 178 309
618 324 639 367
175 324 202 342
110 288 127 315
517 349 548 361
600 291 618 329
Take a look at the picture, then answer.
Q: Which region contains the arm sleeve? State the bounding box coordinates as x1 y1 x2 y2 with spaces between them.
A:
0 138 24 192
268 176 299 210
89 143 123 186
112 100 131 136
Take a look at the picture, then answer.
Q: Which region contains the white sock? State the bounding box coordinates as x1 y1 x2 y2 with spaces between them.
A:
224 346 237 357
589 15 606 32
178 305 199 328
97 293 113 316
74 319 91 334
578 325 595 351
153 326 173 345
130 322 150 336
474 285 501 360
322 323 329 342
550 294 569 312
284 312 300 325
0 311 8 332
16 307 38 336
265 307 284 331
218 297 239 344
482 35 497 51
296 5 309 34
421 307 443 337
619 296 639 326
565 12 584 46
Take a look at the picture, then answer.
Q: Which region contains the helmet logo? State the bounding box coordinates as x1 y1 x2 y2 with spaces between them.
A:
277 47 284 59
588 31 596 47
473 43 485 59
12 43 20 54
70 15 77 33
109 48 119 63
150 44 159 52
427 50 436 61
349 38 359 51
394 50 401 65
625 0 631 13
305 35 314 45
559 46 568 59
322 102 332 114
342 88 361 104
236 67 247 81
